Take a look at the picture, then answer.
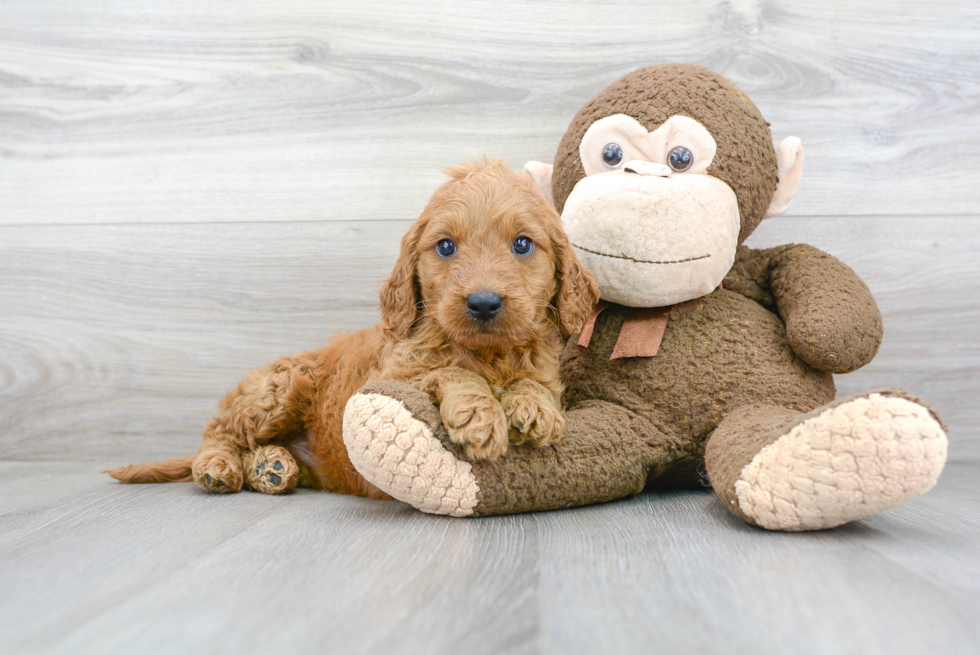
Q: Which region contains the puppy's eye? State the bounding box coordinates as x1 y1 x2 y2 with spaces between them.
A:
668 146 693 172
602 143 624 168
512 236 534 256
436 238 456 258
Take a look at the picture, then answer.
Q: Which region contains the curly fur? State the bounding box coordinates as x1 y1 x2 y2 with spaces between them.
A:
105 159 599 495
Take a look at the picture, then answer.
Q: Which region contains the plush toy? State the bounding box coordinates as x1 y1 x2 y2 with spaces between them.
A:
342 63 948 531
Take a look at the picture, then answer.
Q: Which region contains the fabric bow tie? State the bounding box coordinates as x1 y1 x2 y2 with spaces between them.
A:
578 300 671 359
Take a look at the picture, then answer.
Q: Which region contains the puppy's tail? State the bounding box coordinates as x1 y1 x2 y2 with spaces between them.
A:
103 454 195 484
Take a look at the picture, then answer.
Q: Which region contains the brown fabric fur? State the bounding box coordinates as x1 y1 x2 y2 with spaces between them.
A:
105 159 599 494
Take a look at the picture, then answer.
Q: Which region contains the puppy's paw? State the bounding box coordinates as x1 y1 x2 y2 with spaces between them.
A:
243 445 298 494
501 392 565 448
441 394 509 460
192 449 244 493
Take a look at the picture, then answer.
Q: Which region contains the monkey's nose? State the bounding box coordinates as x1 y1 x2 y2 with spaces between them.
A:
466 291 503 321
623 160 672 177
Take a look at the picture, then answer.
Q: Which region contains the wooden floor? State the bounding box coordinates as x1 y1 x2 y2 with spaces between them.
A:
2 1 979 653
2 461 978 655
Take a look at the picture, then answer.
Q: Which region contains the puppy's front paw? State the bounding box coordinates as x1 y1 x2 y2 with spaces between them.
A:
440 394 509 460
501 392 565 448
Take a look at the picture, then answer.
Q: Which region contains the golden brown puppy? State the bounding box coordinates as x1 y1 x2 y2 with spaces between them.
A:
105 159 599 497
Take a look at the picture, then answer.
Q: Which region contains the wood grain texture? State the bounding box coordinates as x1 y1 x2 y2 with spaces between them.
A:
0 460 977 654
1 1 977 462
1 0 979 225
1 216 977 461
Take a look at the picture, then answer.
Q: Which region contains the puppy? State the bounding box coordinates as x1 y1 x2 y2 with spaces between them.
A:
105 159 599 497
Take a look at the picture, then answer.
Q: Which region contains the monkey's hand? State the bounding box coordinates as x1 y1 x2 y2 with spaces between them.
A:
767 244 883 374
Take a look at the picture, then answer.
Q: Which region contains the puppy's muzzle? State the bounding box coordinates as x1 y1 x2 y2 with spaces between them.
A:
466 290 503 322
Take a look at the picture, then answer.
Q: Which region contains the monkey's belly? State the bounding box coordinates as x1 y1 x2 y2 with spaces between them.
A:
560 290 835 445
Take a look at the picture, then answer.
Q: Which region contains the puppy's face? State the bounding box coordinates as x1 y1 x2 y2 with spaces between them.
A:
381 160 599 350
416 181 555 350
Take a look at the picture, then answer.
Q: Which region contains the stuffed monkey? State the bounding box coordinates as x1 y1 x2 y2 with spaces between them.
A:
342 64 948 531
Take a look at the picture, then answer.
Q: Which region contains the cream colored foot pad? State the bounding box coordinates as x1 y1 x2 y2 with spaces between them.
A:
736 394 948 531
343 392 479 517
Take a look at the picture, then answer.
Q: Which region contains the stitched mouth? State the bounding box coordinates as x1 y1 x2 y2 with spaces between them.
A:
572 243 710 265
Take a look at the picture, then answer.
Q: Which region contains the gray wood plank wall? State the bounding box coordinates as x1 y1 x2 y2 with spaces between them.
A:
2 0 978 463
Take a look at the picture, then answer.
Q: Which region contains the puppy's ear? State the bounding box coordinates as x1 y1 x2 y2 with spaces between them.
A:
380 218 425 340
550 223 600 336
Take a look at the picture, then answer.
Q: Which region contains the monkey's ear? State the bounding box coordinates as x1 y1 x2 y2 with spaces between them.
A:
379 219 425 340
523 161 555 209
766 137 804 217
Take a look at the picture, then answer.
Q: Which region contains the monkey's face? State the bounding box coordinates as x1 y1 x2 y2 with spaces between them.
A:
561 114 741 307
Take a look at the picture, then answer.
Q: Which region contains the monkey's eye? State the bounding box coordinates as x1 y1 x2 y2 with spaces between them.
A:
602 143 624 168
436 238 456 258
512 236 534 256
668 146 694 172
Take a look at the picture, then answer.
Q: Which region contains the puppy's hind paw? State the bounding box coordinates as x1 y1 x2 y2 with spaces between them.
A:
192 449 244 493
244 445 298 494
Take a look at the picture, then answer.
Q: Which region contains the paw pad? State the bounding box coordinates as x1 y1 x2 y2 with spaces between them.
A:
244 446 298 495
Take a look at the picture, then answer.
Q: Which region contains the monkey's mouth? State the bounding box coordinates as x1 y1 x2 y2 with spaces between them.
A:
572 242 710 265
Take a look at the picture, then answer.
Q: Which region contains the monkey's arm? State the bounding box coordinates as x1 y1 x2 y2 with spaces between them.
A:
724 244 883 374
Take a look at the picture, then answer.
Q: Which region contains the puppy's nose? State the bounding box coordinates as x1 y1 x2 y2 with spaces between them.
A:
466 291 503 321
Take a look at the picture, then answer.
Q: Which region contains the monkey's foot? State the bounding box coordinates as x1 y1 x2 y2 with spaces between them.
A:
343 381 480 517
243 445 298 494
733 391 948 531
192 449 244 493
